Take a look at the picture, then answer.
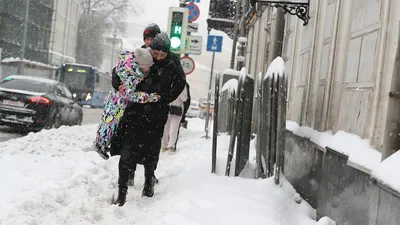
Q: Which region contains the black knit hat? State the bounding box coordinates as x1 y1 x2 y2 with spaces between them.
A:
150 33 171 53
143 23 161 41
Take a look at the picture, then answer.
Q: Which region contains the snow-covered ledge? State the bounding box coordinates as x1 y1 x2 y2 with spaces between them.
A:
286 121 381 175
371 151 400 195
1 57 58 70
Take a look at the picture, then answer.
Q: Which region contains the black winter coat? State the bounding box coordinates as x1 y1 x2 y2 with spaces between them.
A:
109 53 186 156
112 49 186 104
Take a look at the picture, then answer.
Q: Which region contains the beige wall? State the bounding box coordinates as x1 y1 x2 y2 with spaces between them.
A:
245 0 400 150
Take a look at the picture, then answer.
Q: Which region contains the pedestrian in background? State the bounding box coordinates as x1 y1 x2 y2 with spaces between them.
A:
161 85 188 152
174 82 191 150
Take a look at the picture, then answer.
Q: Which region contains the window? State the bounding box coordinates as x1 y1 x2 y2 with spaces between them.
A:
61 85 73 100
55 85 66 98
345 0 381 86
0 78 52 93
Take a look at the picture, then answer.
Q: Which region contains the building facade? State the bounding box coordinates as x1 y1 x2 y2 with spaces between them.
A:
99 33 123 73
0 0 54 64
244 0 400 151
49 0 80 66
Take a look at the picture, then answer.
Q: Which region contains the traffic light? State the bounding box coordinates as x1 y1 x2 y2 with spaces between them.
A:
167 7 188 53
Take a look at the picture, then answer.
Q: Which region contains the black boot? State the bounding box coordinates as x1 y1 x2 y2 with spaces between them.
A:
128 171 135 186
142 176 156 197
153 175 159 184
113 188 127 206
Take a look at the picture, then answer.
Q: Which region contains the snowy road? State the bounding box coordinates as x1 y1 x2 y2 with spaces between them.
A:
0 118 334 225
0 108 102 143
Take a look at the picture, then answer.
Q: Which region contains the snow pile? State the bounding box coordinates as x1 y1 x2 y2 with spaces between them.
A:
317 217 336 225
223 68 241 76
0 119 331 225
239 67 254 80
238 37 248 43
265 57 286 79
328 131 381 172
0 125 97 156
286 121 381 172
221 78 238 93
371 151 400 193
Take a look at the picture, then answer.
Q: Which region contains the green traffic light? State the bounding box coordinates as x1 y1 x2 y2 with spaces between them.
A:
173 25 182 35
171 37 181 49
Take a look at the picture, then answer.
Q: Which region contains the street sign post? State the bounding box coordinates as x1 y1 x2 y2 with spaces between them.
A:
207 35 223 52
187 3 200 22
187 23 199 33
184 35 202 55
180 56 195 75
202 35 224 139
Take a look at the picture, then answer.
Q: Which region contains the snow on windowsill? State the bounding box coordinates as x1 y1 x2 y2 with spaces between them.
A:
286 120 381 174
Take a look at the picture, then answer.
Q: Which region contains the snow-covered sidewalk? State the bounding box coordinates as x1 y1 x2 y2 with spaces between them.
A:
0 119 333 225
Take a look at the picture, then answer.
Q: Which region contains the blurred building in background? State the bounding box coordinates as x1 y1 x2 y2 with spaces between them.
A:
49 0 80 66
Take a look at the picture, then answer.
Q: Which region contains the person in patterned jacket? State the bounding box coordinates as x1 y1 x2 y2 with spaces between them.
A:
93 47 160 159
110 33 186 206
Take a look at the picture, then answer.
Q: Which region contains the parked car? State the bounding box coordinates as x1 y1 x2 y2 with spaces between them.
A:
0 75 83 131
186 100 199 118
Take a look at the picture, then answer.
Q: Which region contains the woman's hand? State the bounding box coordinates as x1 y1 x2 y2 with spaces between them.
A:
119 85 125 92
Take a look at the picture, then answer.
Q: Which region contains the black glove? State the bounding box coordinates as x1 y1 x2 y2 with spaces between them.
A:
111 67 121 91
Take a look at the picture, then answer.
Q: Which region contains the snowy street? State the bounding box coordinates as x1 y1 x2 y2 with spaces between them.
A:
0 118 332 225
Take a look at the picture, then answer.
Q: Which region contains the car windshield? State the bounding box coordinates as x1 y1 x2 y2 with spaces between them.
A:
0 78 52 93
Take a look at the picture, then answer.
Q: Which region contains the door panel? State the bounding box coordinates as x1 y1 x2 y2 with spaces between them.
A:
55 85 71 125
61 85 78 124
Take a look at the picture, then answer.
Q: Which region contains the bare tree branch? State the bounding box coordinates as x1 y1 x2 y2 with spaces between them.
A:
75 0 139 67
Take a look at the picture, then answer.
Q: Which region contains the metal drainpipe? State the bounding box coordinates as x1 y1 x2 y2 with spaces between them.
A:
368 0 391 144
230 0 242 69
253 10 262 79
237 2 252 70
302 0 320 127
322 0 341 130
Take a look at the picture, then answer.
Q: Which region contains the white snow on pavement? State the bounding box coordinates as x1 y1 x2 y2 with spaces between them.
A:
0 119 333 225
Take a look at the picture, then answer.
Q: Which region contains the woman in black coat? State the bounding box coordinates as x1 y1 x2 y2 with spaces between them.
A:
109 33 186 206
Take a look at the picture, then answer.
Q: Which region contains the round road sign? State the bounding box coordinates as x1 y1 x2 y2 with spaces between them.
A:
187 3 200 22
180 56 195 75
